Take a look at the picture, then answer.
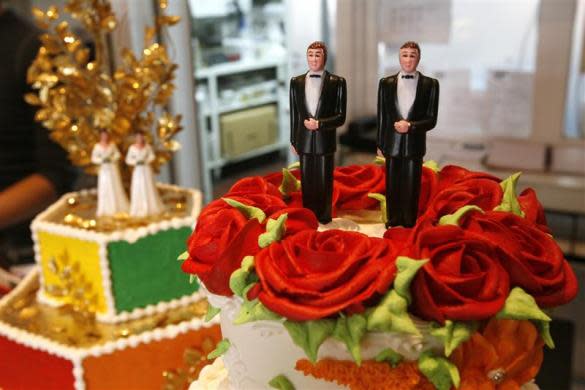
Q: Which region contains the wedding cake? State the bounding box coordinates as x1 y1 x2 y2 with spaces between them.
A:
184 162 578 390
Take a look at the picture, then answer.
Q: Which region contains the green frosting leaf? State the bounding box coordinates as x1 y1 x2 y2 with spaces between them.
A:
189 274 197 284
367 193 387 223
229 256 256 297
333 314 367 364
283 319 336 362
538 320 555 349
431 320 478 357
367 256 428 335
418 351 461 390
234 295 280 324
438 205 484 227
279 168 301 197
374 156 386 165
496 287 554 348
205 304 221 322
496 287 551 322
177 251 189 261
423 160 440 173
207 339 231 359
367 289 420 335
288 161 300 170
493 172 525 217
223 197 266 223
375 348 403 367
258 214 288 248
269 374 296 390
394 256 429 304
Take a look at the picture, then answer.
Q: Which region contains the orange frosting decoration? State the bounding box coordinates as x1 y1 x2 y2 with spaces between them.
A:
295 359 434 390
450 318 544 390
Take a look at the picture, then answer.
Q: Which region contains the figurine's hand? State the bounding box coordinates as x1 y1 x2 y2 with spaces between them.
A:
394 120 410 134
290 145 298 155
304 118 319 131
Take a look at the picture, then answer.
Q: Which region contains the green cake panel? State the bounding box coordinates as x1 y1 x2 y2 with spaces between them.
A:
107 227 198 312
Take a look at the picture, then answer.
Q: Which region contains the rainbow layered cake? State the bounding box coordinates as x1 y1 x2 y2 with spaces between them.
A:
183 162 578 390
32 184 202 323
0 185 221 390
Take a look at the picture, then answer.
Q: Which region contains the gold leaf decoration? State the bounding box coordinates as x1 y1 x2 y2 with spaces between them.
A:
46 5 59 20
44 251 99 317
27 0 182 175
162 338 218 390
0 272 213 348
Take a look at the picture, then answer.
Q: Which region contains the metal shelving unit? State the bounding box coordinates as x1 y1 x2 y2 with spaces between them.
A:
194 58 289 202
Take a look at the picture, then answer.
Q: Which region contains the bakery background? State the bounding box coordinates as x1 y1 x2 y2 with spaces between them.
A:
0 0 583 389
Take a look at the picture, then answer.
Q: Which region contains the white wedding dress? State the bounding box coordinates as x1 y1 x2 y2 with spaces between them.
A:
125 144 165 217
91 142 129 217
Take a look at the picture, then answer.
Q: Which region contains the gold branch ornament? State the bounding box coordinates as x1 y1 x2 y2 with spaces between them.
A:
26 0 182 175
45 250 100 318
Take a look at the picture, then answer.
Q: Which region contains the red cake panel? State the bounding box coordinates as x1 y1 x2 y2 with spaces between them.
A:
0 334 75 390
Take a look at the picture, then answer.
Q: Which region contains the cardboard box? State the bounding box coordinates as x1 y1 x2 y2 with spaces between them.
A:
220 105 277 158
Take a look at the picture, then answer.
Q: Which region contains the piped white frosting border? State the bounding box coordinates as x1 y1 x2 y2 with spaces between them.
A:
96 290 206 323
31 185 202 323
0 267 220 390
30 184 201 243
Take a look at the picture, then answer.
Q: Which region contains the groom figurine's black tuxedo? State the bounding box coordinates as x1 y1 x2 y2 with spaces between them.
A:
377 41 439 228
290 41 346 223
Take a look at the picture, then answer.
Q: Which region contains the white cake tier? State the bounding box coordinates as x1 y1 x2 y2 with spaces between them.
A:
202 287 443 390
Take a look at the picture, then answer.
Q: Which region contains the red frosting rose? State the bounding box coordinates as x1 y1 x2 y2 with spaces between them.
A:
421 177 503 221
406 223 510 323
268 207 319 236
264 168 345 215
418 166 439 217
183 200 264 296
264 168 301 188
333 164 385 210
284 192 304 208
226 176 281 198
436 165 500 192
263 170 304 208
198 194 287 226
255 230 399 321
518 188 551 234
461 211 578 308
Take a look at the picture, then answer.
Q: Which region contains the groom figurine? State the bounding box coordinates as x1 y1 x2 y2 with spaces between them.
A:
377 41 439 228
290 41 347 224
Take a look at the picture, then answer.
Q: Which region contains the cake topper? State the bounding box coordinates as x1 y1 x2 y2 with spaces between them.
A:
289 41 347 224
125 131 165 217
377 41 440 228
91 130 129 217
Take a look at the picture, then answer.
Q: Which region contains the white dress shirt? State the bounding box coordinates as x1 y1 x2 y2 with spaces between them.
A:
397 71 418 119
305 70 324 117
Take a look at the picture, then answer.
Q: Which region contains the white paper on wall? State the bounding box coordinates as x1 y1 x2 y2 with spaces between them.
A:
376 0 451 45
430 70 484 136
484 71 534 138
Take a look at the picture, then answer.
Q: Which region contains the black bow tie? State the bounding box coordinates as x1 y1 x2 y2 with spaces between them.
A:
401 75 414 79
309 74 321 78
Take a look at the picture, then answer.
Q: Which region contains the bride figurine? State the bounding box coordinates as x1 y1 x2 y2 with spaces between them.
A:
91 130 129 217
125 131 165 217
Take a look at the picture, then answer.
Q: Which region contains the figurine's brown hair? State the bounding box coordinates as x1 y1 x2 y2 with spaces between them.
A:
307 41 328 65
400 41 421 57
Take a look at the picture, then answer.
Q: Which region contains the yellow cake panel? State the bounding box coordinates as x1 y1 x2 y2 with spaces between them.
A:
37 231 108 314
